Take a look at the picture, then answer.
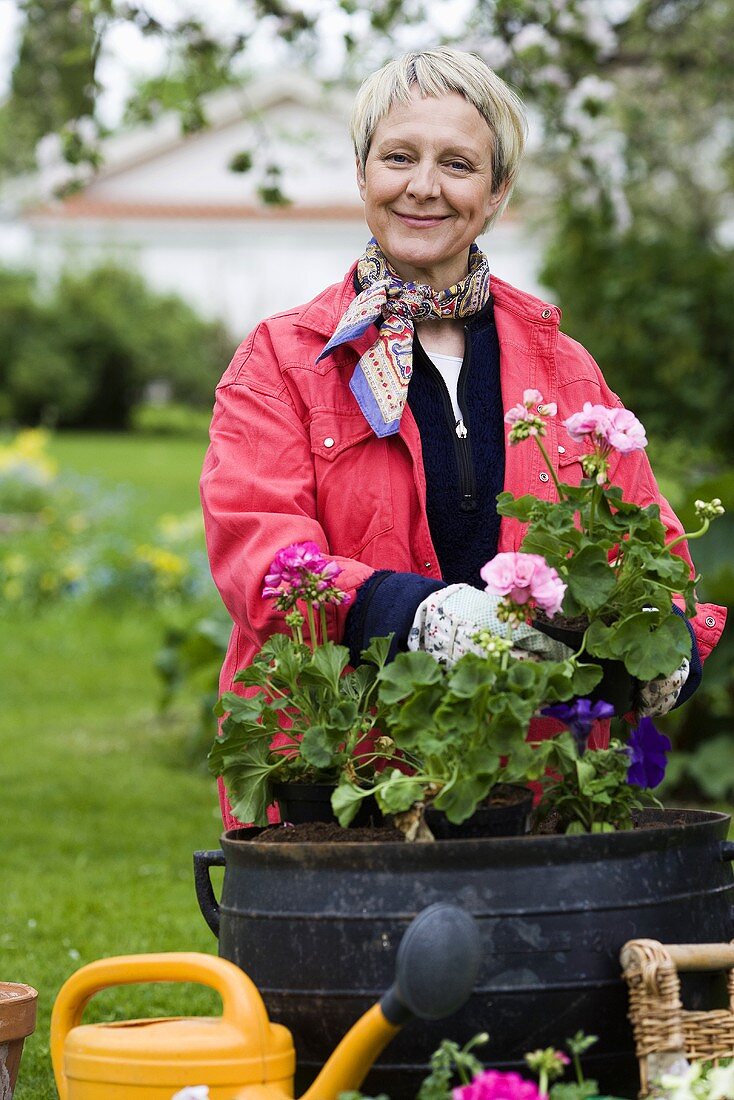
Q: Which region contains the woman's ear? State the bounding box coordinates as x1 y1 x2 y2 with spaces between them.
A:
485 178 511 222
355 155 367 201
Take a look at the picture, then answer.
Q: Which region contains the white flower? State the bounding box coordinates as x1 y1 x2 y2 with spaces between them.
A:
707 1062 734 1099
479 39 512 69
577 1 619 58
512 23 560 56
566 75 617 114
660 1061 706 1100
171 1089 210 1100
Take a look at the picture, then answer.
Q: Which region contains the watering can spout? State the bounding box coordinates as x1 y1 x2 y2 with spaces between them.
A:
299 1003 402 1100
299 902 481 1100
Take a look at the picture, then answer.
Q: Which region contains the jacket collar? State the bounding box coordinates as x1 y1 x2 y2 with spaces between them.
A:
292 260 562 339
292 263 360 338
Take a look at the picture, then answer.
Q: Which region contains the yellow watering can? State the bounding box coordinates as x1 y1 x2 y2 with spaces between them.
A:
51 903 480 1100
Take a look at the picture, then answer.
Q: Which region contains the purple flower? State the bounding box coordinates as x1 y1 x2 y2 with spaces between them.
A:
453 1069 546 1100
542 698 615 755
626 717 671 788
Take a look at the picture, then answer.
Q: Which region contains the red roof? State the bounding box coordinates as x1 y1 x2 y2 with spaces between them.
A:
28 199 366 221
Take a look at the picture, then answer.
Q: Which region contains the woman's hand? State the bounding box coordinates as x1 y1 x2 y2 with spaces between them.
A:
407 583 573 666
636 659 690 717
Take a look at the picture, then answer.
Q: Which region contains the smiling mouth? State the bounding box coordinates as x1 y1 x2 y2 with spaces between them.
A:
393 212 450 226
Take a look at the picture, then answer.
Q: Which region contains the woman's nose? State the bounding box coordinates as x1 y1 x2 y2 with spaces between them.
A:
405 162 440 201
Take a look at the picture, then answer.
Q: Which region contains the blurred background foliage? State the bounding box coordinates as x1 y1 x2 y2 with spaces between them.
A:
0 263 232 429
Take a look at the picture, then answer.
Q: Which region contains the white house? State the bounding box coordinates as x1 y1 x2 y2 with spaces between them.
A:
5 72 545 338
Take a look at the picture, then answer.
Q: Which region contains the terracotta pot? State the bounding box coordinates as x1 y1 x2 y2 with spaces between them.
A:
0 982 37 1098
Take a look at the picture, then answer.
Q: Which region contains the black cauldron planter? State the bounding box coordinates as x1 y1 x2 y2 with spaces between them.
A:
195 809 734 1099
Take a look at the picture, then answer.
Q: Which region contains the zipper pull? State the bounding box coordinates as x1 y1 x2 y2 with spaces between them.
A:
455 419 468 439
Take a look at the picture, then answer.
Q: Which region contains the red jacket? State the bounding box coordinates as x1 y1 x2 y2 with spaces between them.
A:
201 265 726 830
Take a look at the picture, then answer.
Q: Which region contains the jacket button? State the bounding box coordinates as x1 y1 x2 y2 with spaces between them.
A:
424 560 432 569
539 471 550 483
323 437 335 448
558 445 566 454
705 615 716 627
541 308 552 319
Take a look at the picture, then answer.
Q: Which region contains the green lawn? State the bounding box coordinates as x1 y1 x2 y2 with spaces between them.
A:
49 431 210 534
2 432 225 1099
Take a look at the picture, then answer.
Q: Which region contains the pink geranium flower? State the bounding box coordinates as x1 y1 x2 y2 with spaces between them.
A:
481 552 566 619
504 391 557 444
453 1069 546 1100
563 403 646 454
262 541 348 609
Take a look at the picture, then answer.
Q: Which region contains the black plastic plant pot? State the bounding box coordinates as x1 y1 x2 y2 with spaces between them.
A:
194 809 734 1100
272 781 382 828
425 784 533 839
533 618 637 715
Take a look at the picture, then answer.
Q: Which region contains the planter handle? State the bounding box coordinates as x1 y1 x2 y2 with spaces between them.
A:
719 840 734 862
193 849 225 937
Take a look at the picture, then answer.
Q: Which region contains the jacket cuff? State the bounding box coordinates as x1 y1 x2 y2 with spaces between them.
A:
672 604 702 707
343 570 447 666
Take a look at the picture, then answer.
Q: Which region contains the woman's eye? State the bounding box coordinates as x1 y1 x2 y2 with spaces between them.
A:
447 160 471 172
386 153 410 164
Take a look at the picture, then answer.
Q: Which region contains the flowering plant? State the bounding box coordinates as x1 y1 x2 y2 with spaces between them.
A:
657 1058 734 1100
209 541 393 825
340 1030 602 1100
336 628 592 834
535 699 673 834
498 390 723 684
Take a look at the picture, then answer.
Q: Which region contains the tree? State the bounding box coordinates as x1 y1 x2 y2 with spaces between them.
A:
0 0 98 176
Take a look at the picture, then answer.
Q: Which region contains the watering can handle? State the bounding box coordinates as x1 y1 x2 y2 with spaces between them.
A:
194 848 225 936
50 952 270 1100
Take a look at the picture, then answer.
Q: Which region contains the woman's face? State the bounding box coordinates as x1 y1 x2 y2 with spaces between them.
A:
356 89 507 289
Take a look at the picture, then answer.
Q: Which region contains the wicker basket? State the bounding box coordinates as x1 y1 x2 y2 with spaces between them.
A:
620 939 734 1096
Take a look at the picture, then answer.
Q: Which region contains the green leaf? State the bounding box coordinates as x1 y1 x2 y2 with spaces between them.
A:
220 740 275 825
300 724 336 769
569 662 603 697
495 491 537 521
393 686 445 745
360 633 394 669
590 612 691 679
377 650 444 705
300 643 350 693
215 691 263 722
374 768 425 813
326 699 359 732
332 780 370 827
565 545 617 611
448 654 497 698
434 774 492 824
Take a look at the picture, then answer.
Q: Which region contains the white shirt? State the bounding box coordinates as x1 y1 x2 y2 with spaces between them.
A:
423 349 463 424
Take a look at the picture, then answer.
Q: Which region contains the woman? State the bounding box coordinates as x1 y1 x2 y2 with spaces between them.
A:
201 48 725 829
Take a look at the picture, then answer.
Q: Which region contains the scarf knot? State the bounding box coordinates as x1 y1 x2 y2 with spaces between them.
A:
317 238 491 437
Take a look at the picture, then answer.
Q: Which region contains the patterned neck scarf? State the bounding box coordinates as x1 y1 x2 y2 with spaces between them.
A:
317 238 491 437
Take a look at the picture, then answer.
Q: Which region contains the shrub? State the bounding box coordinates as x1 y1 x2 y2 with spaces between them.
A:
0 263 233 429
540 207 734 460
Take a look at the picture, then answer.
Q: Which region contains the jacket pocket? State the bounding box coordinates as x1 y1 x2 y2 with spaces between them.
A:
309 410 393 559
556 440 590 486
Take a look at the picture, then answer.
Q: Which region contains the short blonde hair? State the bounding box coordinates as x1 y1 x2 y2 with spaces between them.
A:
350 47 527 229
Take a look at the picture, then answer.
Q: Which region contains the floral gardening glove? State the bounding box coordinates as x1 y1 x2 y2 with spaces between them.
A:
636 658 690 717
407 583 573 666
